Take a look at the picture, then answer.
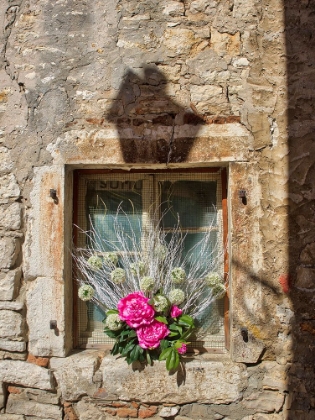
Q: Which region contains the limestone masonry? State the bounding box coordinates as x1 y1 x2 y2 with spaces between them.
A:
0 0 314 419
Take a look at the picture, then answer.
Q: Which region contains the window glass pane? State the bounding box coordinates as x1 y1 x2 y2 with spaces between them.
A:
86 180 143 251
160 180 217 228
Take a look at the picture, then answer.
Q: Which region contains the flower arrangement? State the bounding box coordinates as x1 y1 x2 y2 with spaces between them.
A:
74 208 225 372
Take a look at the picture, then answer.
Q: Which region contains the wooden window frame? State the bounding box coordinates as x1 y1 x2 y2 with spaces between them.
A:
72 167 229 351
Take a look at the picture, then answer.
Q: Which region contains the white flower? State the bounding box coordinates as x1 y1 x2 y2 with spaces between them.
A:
110 268 126 284
87 255 103 270
140 276 155 292
152 294 169 312
103 252 118 267
204 272 225 299
130 261 146 277
154 244 167 262
105 314 123 331
78 284 95 301
204 272 222 287
168 289 185 305
211 283 226 299
171 267 186 284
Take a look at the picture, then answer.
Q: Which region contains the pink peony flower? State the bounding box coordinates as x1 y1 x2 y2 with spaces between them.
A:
177 343 187 354
118 292 155 328
136 320 170 349
170 305 183 318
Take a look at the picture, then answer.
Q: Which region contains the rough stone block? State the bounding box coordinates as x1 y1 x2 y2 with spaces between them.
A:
162 1 185 16
75 399 115 420
0 268 21 300
0 310 24 339
7 385 59 405
295 266 315 289
0 301 23 311
231 329 265 363
0 237 20 269
0 174 20 201
247 112 271 150
24 166 64 280
262 362 288 392
6 394 62 419
0 415 24 420
0 202 21 230
101 356 247 404
0 381 5 410
50 350 102 401
243 391 285 413
26 277 67 357
0 339 26 352
0 360 55 390
0 146 13 173
163 28 195 55
159 406 179 417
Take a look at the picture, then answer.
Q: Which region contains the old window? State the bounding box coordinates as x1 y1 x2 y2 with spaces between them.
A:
73 169 228 352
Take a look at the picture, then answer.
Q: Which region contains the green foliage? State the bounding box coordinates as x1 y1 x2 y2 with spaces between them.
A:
104 308 195 371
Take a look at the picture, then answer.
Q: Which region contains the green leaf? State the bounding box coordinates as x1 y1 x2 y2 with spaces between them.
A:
169 323 179 331
173 349 180 371
160 339 170 350
146 350 152 365
128 329 137 338
121 341 136 357
181 327 194 340
104 329 120 339
106 309 119 315
166 348 176 371
178 315 194 327
155 316 168 324
111 342 120 356
130 345 141 362
159 347 173 361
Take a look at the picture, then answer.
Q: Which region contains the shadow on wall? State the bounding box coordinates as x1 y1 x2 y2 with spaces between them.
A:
286 1 315 417
106 66 204 164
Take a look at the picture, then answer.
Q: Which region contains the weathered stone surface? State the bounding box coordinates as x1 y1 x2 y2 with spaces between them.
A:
50 351 103 401
0 301 23 311
0 415 24 420
0 146 13 173
26 277 67 357
0 310 24 339
8 385 60 405
0 350 27 361
0 202 21 230
0 237 20 269
75 399 117 420
24 166 65 280
295 266 315 289
0 381 5 410
231 329 265 364
0 360 54 390
101 356 247 404
262 362 288 392
159 406 179 417
0 339 26 352
0 174 20 201
243 391 285 413
0 268 21 300
6 394 62 420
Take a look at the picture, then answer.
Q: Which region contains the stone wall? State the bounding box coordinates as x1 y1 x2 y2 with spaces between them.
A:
0 0 314 419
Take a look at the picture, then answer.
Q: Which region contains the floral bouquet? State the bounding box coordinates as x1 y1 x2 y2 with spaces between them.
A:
74 209 225 371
